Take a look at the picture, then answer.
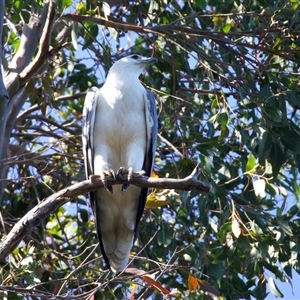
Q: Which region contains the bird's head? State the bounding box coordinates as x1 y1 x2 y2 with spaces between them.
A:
109 54 157 77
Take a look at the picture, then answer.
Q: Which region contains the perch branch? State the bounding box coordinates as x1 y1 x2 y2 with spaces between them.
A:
0 164 210 261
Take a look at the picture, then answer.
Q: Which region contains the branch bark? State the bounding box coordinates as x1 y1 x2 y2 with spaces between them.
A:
0 164 211 261
0 0 9 161
4 1 56 98
20 0 56 84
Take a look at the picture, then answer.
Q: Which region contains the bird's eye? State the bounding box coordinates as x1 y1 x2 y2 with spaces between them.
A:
131 55 139 60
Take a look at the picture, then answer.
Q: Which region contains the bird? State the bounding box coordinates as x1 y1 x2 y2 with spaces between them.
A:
82 54 158 273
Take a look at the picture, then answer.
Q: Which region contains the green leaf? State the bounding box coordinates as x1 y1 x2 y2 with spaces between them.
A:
216 112 228 127
260 84 272 100
62 0 73 8
246 152 256 172
157 224 173 247
286 91 300 108
270 142 285 179
221 24 231 33
250 221 263 236
71 28 78 51
268 277 284 298
76 1 86 13
276 220 293 236
193 0 206 10
82 24 99 50
286 204 300 218
264 105 282 122
13 0 22 12
276 127 300 154
258 131 272 163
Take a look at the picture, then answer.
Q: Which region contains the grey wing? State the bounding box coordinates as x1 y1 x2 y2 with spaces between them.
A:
82 87 99 210
82 87 98 179
134 89 158 236
82 87 112 270
145 89 158 174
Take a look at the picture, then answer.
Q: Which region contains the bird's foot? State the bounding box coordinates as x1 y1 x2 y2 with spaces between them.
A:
116 167 146 192
90 169 115 193
116 167 127 178
116 167 129 191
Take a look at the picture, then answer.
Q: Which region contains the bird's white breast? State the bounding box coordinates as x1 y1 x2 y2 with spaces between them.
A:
93 80 147 172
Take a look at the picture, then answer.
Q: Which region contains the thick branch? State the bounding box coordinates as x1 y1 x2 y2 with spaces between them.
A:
0 285 74 300
20 0 56 84
4 1 56 98
0 164 210 261
0 0 9 161
8 10 43 73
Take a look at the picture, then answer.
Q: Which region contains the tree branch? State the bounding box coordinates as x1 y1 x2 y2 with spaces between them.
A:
20 0 56 84
0 285 74 300
0 164 210 261
4 1 56 99
0 0 9 161
62 13 159 35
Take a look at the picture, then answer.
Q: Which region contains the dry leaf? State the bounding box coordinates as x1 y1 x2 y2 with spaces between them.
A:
151 171 159 178
142 275 170 295
188 274 199 291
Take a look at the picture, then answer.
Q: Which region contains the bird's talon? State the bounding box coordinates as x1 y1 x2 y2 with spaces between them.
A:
128 167 134 182
121 183 130 192
106 185 113 193
116 167 127 178
103 170 114 193
110 169 116 180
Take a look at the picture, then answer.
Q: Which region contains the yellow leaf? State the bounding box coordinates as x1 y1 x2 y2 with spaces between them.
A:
146 192 170 208
188 274 199 291
212 16 225 23
151 171 159 178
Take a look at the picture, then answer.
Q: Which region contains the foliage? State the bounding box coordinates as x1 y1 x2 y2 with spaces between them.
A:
1 0 300 299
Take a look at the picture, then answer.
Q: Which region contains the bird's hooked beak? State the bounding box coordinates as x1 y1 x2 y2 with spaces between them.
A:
140 57 158 65
149 57 158 64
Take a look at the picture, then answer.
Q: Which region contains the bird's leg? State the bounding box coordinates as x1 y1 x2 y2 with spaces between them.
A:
90 169 115 193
